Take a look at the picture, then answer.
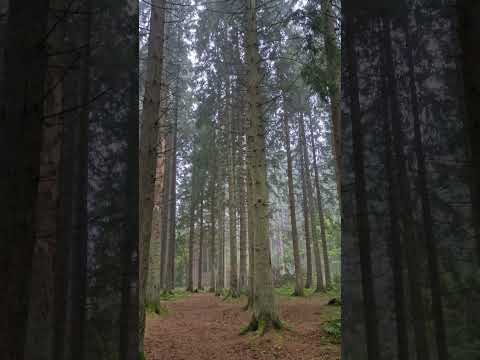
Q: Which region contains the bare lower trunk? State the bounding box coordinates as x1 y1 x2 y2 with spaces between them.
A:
308 116 331 287
282 110 304 296
197 196 205 291
228 79 239 297
209 149 217 293
345 12 380 358
299 116 313 289
166 101 178 292
186 166 197 292
216 179 225 295
238 153 248 292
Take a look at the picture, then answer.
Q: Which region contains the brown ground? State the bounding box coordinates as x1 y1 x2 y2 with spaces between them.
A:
145 292 340 360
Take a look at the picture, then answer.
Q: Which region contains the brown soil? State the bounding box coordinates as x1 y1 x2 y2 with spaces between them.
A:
145 292 340 360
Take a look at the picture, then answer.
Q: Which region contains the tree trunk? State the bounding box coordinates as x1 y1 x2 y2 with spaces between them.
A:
383 17 430 359
458 0 480 264
298 116 313 289
282 110 304 296
186 165 197 292
244 0 281 333
209 139 217 293
246 127 256 309
197 195 205 290
160 130 171 291
308 116 331 287
24 1 65 357
228 79 240 298
238 145 248 292
216 176 225 295
402 14 448 359
139 0 166 350
166 91 179 292
302 118 325 292
380 41 409 359
321 0 341 199
0 1 51 358
344 10 380 359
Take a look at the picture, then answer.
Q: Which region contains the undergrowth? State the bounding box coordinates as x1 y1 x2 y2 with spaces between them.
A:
159 288 190 302
323 317 341 343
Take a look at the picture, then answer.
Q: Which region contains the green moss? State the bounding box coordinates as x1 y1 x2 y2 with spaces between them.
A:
139 351 146 360
145 302 169 316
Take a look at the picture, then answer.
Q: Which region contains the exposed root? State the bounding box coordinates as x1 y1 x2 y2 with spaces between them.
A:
241 314 282 336
222 289 239 301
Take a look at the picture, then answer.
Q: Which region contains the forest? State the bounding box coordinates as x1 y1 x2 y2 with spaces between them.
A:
1 0 479 360
139 0 342 358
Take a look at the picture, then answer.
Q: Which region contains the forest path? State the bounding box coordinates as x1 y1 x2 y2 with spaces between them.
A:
145 291 340 360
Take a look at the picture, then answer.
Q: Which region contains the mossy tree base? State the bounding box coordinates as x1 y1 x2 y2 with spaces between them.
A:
240 314 282 336
223 289 240 301
292 289 304 297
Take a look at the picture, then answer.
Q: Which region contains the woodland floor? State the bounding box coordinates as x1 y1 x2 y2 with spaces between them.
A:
145 289 340 360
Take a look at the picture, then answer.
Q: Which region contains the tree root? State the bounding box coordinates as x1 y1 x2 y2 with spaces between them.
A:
240 314 282 336
222 289 239 301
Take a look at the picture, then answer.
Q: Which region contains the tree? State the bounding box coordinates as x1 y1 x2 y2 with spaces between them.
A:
139 0 167 348
281 107 304 296
243 0 282 333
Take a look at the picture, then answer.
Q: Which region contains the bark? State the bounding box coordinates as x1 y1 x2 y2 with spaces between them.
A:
321 0 341 199
197 195 205 290
228 79 240 297
383 17 430 359
298 116 313 289
139 0 166 349
246 124 256 309
0 1 51 358
165 84 179 292
216 177 225 295
208 137 217 293
458 0 480 264
120 47 140 360
146 150 167 300
25 1 66 357
66 3 91 358
238 146 248 292
282 110 304 296
303 120 325 292
344 11 380 359
380 44 409 360
308 116 331 288
402 14 448 359
245 0 281 332
186 165 198 292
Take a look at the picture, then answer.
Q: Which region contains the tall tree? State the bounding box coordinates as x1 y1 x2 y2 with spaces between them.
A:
298 115 313 290
139 0 167 348
308 115 331 288
281 108 304 296
244 0 281 332
0 2 51 358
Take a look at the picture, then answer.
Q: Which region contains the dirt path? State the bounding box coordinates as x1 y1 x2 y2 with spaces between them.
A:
145 292 340 360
